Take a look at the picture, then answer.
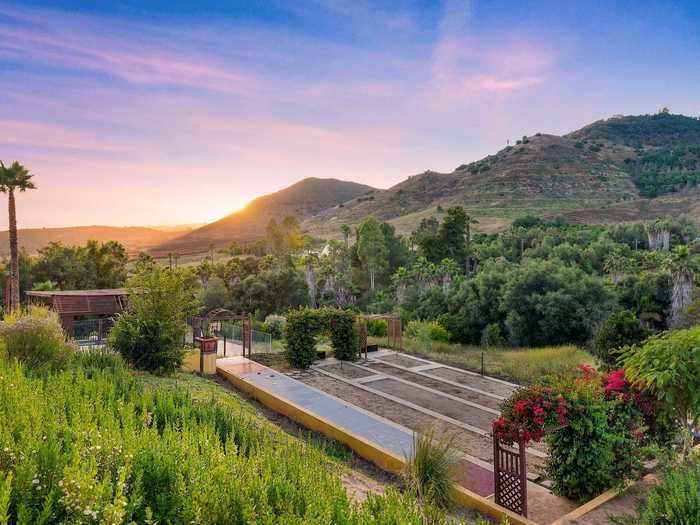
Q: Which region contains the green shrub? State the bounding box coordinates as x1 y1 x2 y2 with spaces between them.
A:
0 353 456 524
263 314 286 339
404 427 457 510
635 458 700 524
200 275 228 310
109 267 198 374
0 306 74 371
545 377 642 502
366 319 387 337
405 320 450 342
285 307 357 368
480 323 505 348
593 310 650 368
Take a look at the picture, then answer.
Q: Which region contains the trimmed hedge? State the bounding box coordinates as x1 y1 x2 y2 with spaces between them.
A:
285 308 358 368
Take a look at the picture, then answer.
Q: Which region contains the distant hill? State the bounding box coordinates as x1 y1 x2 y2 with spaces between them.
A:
303 112 700 237
0 225 194 258
145 112 700 254
152 178 376 255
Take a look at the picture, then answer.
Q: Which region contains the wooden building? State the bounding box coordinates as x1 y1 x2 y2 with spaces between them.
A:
26 289 128 336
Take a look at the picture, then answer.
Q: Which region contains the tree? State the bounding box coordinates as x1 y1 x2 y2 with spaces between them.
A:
593 310 650 368
340 224 351 249
109 266 200 374
603 250 629 284
665 245 698 324
622 326 700 454
438 206 469 265
0 161 36 309
200 275 228 310
356 216 387 291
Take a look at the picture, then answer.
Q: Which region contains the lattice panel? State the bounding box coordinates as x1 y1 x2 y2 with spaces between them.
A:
494 439 528 517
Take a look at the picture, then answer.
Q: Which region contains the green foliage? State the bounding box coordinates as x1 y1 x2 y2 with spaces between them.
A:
622 326 700 440
31 240 128 290
357 216 388 290
545 381 635 502
624 145 700 197
366 318 387 337
0 352 454 524
263 314 286 339
634 457 700 524
405 320 450 342
480 323 505 348
285 307 358 368
109 266 199 374
200 275 228 310
404 427 457 510
593 311 651 368
0 306 74 372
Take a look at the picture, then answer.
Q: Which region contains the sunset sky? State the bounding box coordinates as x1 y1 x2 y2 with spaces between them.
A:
1 0 699 229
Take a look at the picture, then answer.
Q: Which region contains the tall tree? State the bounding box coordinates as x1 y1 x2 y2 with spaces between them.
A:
665 245 698 324
0 161 36 309
340 224 351 249
356 216 387 291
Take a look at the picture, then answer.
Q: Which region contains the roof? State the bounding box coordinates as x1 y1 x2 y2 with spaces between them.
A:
26 288 129 297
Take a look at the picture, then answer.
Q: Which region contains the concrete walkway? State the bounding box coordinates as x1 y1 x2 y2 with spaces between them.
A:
216 356 496 497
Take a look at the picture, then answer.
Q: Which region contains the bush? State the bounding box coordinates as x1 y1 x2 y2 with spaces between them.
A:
404 427 457 510
0 306 74 371
593 310 650 368
263 314 286 339
285 307 357 368
481 323 505 348
366 319 387 337
635 458 700 524
200 275 228 310
405 320 450 342
0 352 452 524
109 267 198 374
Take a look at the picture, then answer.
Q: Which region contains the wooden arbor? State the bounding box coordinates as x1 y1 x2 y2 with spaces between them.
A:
192 308 253 358
359 314 402 358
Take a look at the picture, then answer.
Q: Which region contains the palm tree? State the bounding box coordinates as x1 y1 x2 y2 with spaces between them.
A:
340 224 351 249
0 161 36 310
603 251 629 284
665 245 698 323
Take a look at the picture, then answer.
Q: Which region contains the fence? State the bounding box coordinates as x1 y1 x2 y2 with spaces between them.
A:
72 318 114 348
217 322 273 355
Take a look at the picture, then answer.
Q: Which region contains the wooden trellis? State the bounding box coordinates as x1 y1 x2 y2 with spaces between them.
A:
360 314 402 356
493 438 528 517
192 308 253 358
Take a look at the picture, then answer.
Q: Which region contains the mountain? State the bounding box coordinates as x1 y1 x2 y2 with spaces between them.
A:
303 112 700 237
149 112 700 254
152 178 376 255
0 225 194 258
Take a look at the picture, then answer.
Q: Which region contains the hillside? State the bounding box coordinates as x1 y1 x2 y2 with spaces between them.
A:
0 225 192 258
148 112 700 251
153 178 375 255
305 113 700 237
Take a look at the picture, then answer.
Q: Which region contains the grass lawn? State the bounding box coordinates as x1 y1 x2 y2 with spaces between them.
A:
370 336 596 384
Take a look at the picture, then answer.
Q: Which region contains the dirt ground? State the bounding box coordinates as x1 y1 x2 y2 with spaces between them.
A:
299 371 546 471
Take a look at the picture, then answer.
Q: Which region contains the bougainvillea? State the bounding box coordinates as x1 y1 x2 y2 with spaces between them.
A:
493 385 568 444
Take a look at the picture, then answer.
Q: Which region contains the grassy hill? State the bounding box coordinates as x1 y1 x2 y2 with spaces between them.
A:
0 225 193 258
305 113 700 238
152 178 375 255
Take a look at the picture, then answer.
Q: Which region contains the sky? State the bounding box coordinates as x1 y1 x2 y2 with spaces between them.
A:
1 0 699 229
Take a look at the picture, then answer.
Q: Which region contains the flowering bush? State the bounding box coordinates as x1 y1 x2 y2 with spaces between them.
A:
493 363 668 501
493 385 567 444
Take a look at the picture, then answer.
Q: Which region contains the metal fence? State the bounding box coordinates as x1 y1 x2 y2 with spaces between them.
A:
217 323 273 355
72 318 114 348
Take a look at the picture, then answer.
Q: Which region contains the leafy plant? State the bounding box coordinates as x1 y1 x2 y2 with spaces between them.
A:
622 326 700 454
481 323 505 348
405 320 450 342
285 307 357 368
263 314 286 340
634 457 700 524
109 266 199 374
404 427 457 510
593 310 650 368
0 306 74 371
